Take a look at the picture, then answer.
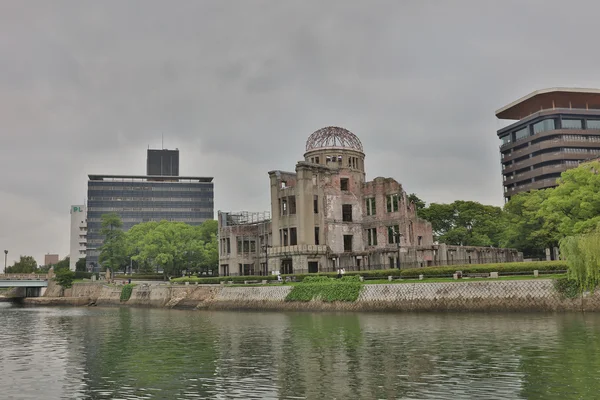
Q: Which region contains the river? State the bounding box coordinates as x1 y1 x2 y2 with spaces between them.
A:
1 303 599 399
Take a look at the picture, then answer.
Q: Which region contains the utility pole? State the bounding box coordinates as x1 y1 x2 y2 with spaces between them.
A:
4 250 7 274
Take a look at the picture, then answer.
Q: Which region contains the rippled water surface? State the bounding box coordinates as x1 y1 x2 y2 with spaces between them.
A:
1 303 600 399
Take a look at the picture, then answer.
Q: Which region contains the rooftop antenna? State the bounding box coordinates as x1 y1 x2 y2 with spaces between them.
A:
162 133 164 149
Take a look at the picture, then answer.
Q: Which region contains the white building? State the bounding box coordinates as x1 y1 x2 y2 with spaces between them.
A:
69 205 87 271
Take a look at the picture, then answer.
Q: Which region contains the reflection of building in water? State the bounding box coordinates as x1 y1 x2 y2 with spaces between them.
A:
219 126 522 276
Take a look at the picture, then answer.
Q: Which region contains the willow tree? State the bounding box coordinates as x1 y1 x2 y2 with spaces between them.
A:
560 233 600 291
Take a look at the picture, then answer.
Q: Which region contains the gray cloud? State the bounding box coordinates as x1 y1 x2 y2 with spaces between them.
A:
2 0 600 264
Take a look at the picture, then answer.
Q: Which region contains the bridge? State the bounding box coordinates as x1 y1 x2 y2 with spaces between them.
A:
0 274 49 297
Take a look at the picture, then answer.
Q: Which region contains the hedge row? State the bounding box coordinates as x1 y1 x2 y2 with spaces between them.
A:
170 261 567 284
398 260 567 278
74 271 95 279
119 274 166 281
171 275 279 284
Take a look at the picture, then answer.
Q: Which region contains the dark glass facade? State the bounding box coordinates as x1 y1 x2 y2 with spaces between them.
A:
499 112 600 200
86 176 213 271
147 149 179 176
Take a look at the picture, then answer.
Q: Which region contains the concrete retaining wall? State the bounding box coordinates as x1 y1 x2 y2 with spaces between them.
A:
26 279 593 312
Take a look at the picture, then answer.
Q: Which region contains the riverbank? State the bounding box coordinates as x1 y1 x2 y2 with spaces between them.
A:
21 278 598 312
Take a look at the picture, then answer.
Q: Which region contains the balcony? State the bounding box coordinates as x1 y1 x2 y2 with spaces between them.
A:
268 244 329 256
502 132 600 163
503 151 596 174
507 163 569 185
506 177 560 196
500 128 600 153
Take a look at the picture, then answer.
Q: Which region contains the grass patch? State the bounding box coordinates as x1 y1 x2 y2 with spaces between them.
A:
285 276 362 302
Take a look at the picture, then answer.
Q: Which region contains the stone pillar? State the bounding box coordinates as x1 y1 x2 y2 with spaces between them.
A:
553 247 560 260
545 248 551 261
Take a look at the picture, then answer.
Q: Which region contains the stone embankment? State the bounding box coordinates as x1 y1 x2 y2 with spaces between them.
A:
21 279 597 312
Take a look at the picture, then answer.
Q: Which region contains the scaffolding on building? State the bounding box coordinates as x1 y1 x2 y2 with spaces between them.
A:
219 211 271 226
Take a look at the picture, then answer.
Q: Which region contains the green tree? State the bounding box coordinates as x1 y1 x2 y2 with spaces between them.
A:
54 256 70 271
124 219 219 277
502 190 558 258
542 161 600 237
407 193 426 218
99 213 128 273
419 200 505 247
6 255 38 273
559 232 600 291
54 269 75 289
125 221 159 273
75 257 87 272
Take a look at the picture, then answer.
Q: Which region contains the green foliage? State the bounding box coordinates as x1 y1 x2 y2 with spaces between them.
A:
553 277 581 299
120 274 166 281
542 161 600 237
74 271 95 280
502 190 558 258
75 257 87 272
127 219 219 277
560 233 600 291
99 214 128 273
419 200 505 247
120 284 135 302
54 256 70 272
285 277 363 302
407 193 426 216
6 255 38 273
54 269 75 289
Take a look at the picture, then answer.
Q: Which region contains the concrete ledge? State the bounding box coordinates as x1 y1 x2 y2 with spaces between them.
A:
28 279 597 312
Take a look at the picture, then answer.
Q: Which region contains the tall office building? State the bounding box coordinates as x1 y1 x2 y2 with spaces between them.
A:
147 149 179 176
69 205 87 271
497 88 600 200
86 174 213 271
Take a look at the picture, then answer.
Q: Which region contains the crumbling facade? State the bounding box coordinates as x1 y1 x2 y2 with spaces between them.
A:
219 127 522 276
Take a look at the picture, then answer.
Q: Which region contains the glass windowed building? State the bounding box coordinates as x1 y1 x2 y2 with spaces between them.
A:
86 174 213 271
497 88 600 200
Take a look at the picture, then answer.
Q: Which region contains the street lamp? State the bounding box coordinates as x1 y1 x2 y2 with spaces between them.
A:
393 230 403 269
262 244 272 276
3 250 7 274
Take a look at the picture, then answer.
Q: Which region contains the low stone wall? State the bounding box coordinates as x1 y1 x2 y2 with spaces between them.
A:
25 279 595 312
24 297 91 306
95 286 123 306
128 285 173 308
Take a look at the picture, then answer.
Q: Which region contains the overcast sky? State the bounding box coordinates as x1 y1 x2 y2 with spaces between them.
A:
2 0 600 265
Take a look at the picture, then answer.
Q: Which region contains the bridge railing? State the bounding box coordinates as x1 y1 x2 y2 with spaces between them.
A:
0 273 48 280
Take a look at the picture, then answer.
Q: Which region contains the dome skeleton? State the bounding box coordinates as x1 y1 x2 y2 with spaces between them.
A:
305 126 364 153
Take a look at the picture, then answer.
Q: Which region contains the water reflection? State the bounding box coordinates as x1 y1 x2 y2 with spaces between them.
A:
1 304 600 399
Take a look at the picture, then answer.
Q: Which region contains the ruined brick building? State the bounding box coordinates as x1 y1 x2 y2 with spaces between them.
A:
218 127 521 276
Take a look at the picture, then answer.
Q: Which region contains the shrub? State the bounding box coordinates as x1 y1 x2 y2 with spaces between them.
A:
399 261 567 278
553 277 582 299
171 275 279 284
120 284 135 301
74 271 95 280
285 277 362 302
119 274 166 281
54 269 75 289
